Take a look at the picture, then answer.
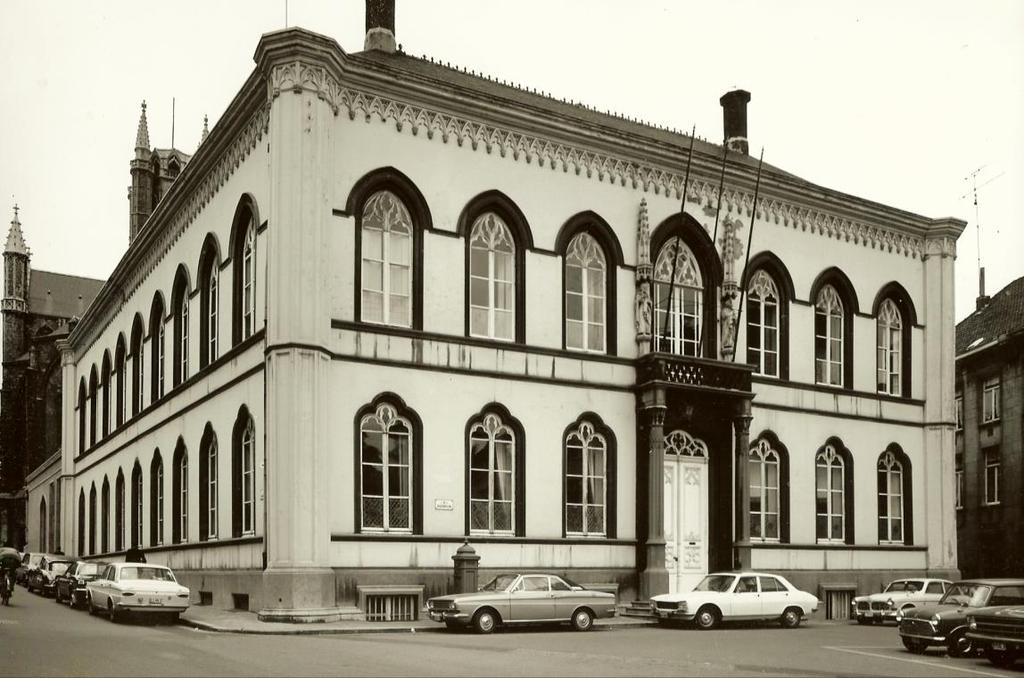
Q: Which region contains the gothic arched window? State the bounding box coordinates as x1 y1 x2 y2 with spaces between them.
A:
361 191 413 327
814 285 844 386
172 441 188 544
150 451 164 547
747 270 780 377
564 420 607 536
171 267 190 387
241 222 256 339
653 237 703 356
469 213 516 341
876 299 902 396
878 449 907 544
131 462 143 548
115 470 125 552
199 427 218 541
749 439 780 541
130 316 145 417
101 476 110 553
359 403 413 532
232 409 257 537
149 294 165 403
564 233 607 353
815 441 853 543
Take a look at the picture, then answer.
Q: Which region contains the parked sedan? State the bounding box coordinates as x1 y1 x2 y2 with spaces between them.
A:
898 579 1024 657
426 573 616 633
850 578 951 624
967 605 1024 668
650 572 819 630
28 556 72 596
55 560 108 608
86 562 190 622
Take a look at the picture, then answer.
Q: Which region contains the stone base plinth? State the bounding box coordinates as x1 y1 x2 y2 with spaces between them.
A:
258 567 340 622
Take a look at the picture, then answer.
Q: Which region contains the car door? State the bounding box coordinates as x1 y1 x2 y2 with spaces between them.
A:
549 576 579 620
96 565 114 606
758 576 790 616
922 581 945 604
731 576 762 618
510 575 556 621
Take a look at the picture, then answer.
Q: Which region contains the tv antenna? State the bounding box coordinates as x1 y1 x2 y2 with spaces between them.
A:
960 166 1004 280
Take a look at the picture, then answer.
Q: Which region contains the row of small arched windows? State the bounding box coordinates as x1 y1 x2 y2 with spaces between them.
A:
77 198 260 455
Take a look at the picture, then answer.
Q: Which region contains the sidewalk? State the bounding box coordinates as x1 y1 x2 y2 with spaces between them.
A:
179 606 657 635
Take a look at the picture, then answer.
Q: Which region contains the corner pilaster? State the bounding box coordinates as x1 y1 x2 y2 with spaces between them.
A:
639 386 668 599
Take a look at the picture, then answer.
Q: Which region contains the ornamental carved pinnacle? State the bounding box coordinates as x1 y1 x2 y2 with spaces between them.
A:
268 61 343 116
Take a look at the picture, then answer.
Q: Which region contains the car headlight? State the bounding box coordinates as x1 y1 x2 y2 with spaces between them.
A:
930 614 941 623
886 598 895 608
678 601 688 613
968 617 977 630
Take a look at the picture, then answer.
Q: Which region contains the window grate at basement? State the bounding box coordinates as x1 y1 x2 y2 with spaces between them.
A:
232 593 249 611
824 589 854 620
365 593 418 622
199 590 213 606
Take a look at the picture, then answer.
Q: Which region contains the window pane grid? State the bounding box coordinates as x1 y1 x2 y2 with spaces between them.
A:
359 404 412 532
469 214 516 341
565 422 607 536
241 420 255 535
815 445 845 542
208 442 218 539
565 233 606 353
876 300 902 395
208 266 218 362
242 223 255 339
362 191 412 327
179 455 189 542
747 271 780 377
984 450 1000 504
877 451 903 544
982 381 1000 423
749 439 780 541
469 414 515 535
815 286 844 386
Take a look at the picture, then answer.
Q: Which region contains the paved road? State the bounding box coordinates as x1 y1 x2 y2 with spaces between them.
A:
3 586 1022 677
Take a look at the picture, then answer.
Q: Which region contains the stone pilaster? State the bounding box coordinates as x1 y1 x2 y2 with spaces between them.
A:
639 386 668 599
733 403 753 569
255 30 343 621
635 199 653 355
57 341 78 556
922 223 964 573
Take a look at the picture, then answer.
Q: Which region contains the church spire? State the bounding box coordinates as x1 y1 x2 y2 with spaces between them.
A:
135 100 150 150
4 204 29 257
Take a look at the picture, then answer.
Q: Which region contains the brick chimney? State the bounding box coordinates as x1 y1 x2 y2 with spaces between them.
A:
976 267 991 310
720 90 751 155
364 0 396 53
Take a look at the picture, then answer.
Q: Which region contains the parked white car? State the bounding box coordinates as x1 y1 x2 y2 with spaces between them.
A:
651 572 819 629
86 562 190 622
850 578 951 625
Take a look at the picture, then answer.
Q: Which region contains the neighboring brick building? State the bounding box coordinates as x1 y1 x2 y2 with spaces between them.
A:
954 273 1024 577
0 207 104 548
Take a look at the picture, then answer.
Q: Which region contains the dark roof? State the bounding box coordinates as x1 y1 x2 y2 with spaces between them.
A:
28 270 105 320
956 276 1024 355
348 50 799 181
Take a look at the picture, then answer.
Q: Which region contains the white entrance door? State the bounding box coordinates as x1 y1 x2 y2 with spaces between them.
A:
663 430 709 594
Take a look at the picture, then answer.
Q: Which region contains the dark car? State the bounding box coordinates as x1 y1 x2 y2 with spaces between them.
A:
29 556 72 596
55 560 108 608
17 552 49 586
898 579 1024 657
967 605 1024 668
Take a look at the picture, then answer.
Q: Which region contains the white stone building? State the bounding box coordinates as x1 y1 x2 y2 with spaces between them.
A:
58 1 963 620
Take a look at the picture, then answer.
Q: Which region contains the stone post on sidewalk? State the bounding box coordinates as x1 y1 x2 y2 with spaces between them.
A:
452 542 480 594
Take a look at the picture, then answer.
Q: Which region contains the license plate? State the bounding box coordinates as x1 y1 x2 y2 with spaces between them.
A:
149 597 164 606
992 642 1006 651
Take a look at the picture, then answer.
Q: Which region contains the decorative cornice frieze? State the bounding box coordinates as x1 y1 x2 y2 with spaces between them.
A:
269 61 344 115
323 81 927 258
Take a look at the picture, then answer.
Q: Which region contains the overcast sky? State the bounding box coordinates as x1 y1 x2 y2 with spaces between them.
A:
1 0 1021 322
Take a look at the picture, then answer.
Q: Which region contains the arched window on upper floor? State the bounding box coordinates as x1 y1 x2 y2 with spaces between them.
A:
346 169 431 332
556 213 623 355
458 191 532 344
743 253 794 380
877 444 913 545
172 439 188 544
171 266 190 387
199 425 218 541
466 404 526 537
354 394 423 534
872 283 916 398
749 432 790 543
198 235 220 369
562 414 617 538
77 379 87 454
114 335 126 428
88 367 98 447
100 351 111 439
810 268 858 389
101 476 110 553
232 407 256 538
38 497 47 553
150 451 164 547
815 437 854 544
228 196 260 344
130 315 145 417
149 293 165 403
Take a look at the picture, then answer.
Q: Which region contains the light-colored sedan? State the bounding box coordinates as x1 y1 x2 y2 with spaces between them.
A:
426 573 617 633
86 562 190 622
850 577 951 625
650 571 819 629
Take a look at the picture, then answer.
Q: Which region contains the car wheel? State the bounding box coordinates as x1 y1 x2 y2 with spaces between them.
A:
901 637 927 654
107 599 119 623
473 609 498 634
571 608 594 632
87 594 98 615
694 606 719 630
946 630 973 658
780 608 802 629
984 647 1017 669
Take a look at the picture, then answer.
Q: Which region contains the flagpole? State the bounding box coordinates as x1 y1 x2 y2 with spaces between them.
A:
731 147 765 362
697 144 730 357
659 126 697 353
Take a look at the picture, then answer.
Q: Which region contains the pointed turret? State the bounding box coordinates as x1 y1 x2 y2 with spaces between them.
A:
3 204 30 335
4 205 29 257
136 100 151 150
201 114 209 144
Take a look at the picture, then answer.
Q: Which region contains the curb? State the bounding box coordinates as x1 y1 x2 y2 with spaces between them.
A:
178 617 660 636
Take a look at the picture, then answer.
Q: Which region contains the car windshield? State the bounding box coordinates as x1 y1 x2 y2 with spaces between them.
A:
693 575 737 593
49 562 71 575
479 575 519 592
77 563 102 576
119 567 175 582
884 580 922 593
940 583 989 607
